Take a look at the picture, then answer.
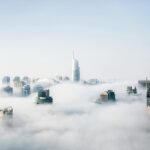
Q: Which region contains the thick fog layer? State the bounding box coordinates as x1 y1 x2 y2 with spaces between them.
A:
0 82 150 150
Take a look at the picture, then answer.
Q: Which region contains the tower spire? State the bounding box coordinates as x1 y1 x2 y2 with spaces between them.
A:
73 50 75 59
72 50 80 82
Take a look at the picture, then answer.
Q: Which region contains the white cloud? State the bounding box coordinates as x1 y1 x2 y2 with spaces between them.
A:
0 82 150 150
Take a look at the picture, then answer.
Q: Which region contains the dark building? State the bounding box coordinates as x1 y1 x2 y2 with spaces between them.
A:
2 86 13 95
36 89 53 104
133 87 137 94
138 80 150 87
97 90 116 103
107 90 116 101
147 84 150 107
127 86 137 95
127 86 132 95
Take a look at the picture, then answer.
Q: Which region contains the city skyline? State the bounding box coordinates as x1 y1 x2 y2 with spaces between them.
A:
0 0 150 79
0 1 150 150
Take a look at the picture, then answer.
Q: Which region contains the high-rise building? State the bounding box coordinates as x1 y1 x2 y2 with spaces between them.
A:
2 76 10 85
36 89 53 104
147 82 150 108
72 52 80 82
22 85 31 97
2 86 13 96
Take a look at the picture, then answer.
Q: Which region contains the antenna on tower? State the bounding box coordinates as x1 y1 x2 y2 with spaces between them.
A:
146 77 148 89
73 50 75 59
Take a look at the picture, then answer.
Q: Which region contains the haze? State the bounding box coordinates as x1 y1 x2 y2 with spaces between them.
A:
0 0 150 79
0 82 150 150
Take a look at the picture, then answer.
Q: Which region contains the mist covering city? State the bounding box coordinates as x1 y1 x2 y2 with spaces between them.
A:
1 0 150 150
0 79 150 150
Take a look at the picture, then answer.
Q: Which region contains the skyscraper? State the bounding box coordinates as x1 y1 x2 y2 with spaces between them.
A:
72 52 80 82
146 78 150 108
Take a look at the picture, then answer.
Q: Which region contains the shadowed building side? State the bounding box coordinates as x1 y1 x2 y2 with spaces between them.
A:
36 89 53 104
147 84 150 108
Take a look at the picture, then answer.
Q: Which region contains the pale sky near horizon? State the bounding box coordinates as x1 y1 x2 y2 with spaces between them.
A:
0 0 150 80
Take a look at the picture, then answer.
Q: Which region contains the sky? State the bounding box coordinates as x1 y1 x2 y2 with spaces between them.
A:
0 0 150 79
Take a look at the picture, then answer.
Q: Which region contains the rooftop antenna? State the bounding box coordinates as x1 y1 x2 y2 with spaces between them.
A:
73 50 75 59
146 77 147 89
146 77 148 90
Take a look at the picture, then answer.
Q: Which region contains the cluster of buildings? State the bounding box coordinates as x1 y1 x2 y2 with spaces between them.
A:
96 90 116 103
1 76 31 96
0 52 100 99
1 75 54 104
0 106 13 121
127 86 137 95
2 53 150 122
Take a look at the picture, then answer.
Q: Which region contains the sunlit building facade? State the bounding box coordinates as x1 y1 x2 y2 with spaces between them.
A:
72 52 80 82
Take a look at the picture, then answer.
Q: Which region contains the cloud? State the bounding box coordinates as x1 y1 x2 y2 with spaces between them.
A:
0 81 150 150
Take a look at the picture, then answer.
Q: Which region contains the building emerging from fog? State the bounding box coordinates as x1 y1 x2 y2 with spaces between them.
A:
22 85 31 97
72 52 80 82
36 89 53 104
147 81 150 108
13 76 21 87
2 86 13 95
2 76 10 85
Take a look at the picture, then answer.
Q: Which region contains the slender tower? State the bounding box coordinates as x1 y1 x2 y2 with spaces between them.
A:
146 77 150 107
72 51 80 82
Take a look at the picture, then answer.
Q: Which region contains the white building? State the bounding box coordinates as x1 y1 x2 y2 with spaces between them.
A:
72 52 80 82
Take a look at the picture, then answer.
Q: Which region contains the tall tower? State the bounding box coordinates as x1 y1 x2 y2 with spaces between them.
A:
146 78 150 107
72 51 80 82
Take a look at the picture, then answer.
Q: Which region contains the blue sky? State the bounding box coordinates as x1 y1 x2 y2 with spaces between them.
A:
0 0 150 79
